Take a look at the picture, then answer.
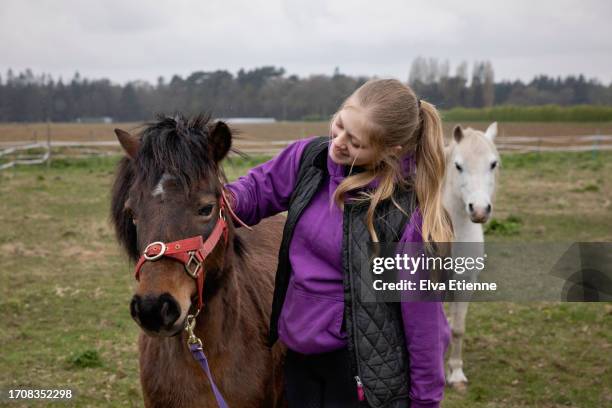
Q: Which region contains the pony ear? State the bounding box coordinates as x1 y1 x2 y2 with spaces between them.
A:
453 125 464 143
114 129 140 159
484 122 498 142
208 121 232 162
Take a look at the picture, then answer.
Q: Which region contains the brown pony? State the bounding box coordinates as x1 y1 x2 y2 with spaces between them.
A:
110 114 286 407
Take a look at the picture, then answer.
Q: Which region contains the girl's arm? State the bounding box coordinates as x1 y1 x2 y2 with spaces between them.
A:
225 137 316 226
399 209 450 408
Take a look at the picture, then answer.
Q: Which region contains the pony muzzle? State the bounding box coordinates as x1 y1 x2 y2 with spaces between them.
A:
468 202 492 223
130 293 183 335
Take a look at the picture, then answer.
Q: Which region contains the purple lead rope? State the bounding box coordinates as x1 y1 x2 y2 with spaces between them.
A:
189 343 230 408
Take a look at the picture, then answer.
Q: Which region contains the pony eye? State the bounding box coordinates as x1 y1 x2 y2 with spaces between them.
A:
490 161 498 170
455 163 463 172
198 204 214 217
125 206 137 225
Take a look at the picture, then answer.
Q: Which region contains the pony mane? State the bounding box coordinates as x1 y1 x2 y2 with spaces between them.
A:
111 156 139 260
136 113 218 192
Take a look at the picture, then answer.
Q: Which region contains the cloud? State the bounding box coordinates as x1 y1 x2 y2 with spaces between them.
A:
1 0 610 84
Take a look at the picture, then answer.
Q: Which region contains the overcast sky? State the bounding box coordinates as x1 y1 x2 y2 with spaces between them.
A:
2 0 611 85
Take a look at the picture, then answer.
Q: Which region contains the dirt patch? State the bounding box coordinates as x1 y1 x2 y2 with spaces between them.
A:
0 242 51 257
2 121 611 144
60 243 108 262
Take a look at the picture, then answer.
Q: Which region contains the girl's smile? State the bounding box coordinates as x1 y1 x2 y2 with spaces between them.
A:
333 144 349 158
329 106 377 166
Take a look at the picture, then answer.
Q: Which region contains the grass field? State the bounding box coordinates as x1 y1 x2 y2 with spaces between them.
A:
0 151 611 407
442 105 612 122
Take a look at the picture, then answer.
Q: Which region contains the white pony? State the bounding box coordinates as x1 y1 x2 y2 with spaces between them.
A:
442 122 500 391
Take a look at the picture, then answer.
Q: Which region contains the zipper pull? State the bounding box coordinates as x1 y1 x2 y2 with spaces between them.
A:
354 376 365 401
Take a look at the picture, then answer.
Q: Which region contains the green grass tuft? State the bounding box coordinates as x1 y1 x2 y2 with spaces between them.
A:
571 183 600 192
69 349 103 369
485 215 523 236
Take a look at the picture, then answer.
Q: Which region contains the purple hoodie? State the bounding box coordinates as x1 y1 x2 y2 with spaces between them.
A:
226 137 450 408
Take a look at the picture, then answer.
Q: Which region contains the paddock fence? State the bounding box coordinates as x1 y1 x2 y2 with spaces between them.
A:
0 141 51 170
1 134 611 171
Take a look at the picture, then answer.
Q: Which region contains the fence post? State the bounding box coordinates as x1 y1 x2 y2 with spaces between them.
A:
46 119 52 169
592 129 600 160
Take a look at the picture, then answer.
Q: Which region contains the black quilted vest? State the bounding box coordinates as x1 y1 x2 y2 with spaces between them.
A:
269 137 417 408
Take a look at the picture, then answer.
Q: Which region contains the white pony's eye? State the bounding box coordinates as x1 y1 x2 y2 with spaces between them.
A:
455 163 463 172
490 161 498 170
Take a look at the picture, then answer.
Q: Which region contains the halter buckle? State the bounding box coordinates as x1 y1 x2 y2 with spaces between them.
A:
144 241 167 261
185 251 202 279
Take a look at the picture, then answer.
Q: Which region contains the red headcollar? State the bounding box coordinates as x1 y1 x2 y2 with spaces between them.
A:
134 196 231 311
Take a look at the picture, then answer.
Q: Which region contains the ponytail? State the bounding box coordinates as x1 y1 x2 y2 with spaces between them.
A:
415 101 453 244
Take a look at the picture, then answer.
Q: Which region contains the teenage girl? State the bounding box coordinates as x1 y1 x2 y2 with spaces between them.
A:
226 78 452 408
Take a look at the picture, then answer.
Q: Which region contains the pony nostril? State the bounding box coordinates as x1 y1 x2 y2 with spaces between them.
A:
159 294 181 328
131 293 180 332
468 203 474 212
130 295 141 319
486 204 492 213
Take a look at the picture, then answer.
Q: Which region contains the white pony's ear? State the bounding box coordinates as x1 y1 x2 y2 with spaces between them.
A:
453 125 463 143
484 122 498 142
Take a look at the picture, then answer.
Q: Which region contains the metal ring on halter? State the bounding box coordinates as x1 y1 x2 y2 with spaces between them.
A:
184 251 202 279
144 241 167 261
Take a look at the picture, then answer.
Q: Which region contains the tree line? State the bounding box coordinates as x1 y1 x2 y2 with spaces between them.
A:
0 60 611 122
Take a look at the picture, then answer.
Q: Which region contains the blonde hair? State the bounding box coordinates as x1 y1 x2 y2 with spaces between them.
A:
331 78 453 244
